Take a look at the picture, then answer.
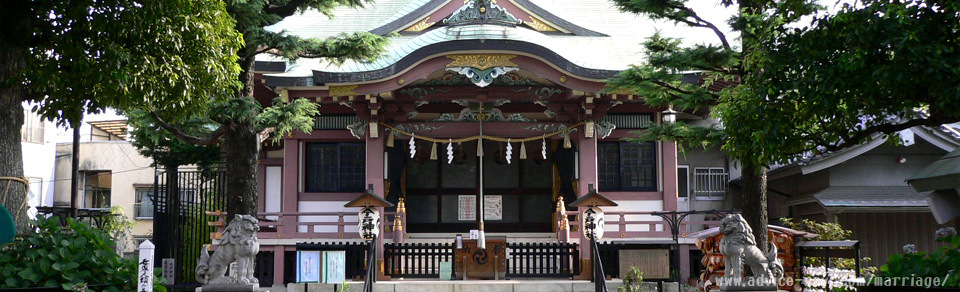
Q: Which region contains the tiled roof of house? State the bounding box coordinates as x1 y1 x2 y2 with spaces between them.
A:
767 123 960 177
810 186 929 208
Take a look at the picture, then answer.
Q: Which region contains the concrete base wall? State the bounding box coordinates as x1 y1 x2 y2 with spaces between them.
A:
282 280 676 292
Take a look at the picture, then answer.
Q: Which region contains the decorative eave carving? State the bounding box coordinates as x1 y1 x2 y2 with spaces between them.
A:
443 0 522 27
526 17 558 32
329 85 359 97
446 54 518 70
404 17 436 32
446 66 519 88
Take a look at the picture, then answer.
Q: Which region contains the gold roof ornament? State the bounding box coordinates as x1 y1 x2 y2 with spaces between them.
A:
446 54 518 70
328 85 359 97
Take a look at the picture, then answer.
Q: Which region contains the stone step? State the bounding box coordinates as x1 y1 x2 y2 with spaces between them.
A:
276 280 678 292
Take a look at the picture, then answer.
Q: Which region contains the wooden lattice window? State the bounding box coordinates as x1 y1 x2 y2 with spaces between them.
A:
304 143 365 192
597 141 657 191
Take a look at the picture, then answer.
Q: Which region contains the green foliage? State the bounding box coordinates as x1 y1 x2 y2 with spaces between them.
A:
257 97 321 143
605 0 960 170
779 218 876 275
23 0 242 127
778 218 851 241
129 0 392 175
126 108 223 169
101 206 135 254
606 0 821 170
879 235 960 288
619 267 646 292
338 281 351 292
739 0 960 163
0 217 165 291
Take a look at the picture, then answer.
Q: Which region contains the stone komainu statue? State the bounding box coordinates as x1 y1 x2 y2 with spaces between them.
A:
718 214 783 283
196 214 260 285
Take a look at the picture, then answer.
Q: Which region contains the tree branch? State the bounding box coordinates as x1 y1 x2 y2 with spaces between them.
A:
265 0 309 18
652 80 721 102
149 111 227 146
665 4 732 50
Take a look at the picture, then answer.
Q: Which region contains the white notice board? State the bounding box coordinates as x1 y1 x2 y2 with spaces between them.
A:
458 195 476 221
483 195 502 220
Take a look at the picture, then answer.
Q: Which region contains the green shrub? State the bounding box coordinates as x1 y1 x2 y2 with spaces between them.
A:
779 218 876 275
879 235 960 288
619 267 645 292
0 216 165 291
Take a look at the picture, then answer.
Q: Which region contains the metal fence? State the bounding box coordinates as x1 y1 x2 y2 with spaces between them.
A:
152 167 227 289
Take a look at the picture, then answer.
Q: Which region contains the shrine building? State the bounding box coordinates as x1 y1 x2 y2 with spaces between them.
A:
250 0 727 286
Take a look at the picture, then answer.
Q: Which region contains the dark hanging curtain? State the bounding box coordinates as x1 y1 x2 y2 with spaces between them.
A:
554 146 578 204
385 146 407 204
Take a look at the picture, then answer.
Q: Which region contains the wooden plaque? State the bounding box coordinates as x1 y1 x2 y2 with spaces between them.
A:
454 237 507 280
618 249 670 279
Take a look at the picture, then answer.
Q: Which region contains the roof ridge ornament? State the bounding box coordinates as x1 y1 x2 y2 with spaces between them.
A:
443 0 523 27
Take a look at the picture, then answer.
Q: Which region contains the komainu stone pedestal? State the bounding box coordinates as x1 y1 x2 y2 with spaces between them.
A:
195 283 259 292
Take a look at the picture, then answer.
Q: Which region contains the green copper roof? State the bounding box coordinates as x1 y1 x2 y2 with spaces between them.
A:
908 148 960 191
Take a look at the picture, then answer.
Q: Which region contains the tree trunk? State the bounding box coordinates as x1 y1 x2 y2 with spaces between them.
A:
0 1 32 234
222 54 259 220
221 120 259 219
740 160 769 252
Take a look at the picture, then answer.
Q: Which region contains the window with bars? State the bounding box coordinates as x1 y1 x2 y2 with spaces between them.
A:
304 143 365 192
598 141 657 191
693 167 728 199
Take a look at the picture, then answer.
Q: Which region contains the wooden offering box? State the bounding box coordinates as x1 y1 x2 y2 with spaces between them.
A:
455 237 507 280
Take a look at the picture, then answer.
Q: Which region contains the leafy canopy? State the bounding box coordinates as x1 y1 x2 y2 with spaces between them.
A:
607 0 820 167
738 0 960 160
133 0 392 151
607 0 960 167
24 0 242 126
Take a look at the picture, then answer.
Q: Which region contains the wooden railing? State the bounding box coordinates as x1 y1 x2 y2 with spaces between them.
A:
257 211 360 239
557 210 721 239
257 209 407 240
258 201 716 240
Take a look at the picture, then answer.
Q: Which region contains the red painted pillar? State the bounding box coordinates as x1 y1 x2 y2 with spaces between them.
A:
680 244 691 284
577 131 598 261
274 138 299 286
273 245 285 286
281 139 299 237
662 141 679 212
364 125 386 278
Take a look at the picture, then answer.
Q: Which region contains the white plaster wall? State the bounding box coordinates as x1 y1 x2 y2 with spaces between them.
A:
20 109 58 218
297 201 360 234
600 200 664 233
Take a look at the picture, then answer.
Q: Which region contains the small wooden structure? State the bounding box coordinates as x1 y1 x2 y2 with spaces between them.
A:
686 225 817 292
455 237 507 280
